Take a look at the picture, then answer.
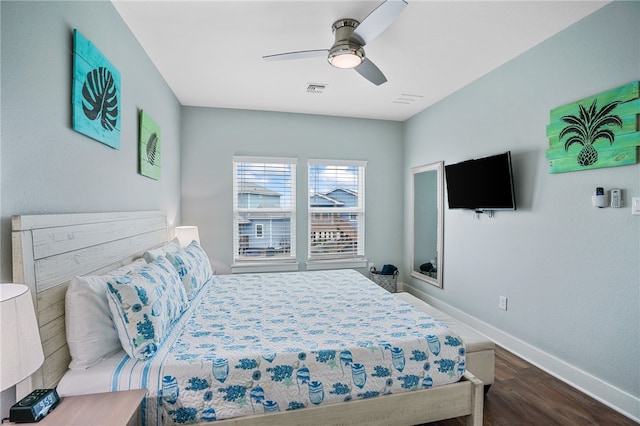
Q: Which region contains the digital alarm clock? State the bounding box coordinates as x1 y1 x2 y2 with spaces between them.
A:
9 388 60 423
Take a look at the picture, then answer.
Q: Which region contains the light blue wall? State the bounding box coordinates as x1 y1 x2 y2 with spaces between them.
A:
1 0 638 421
0 1 182 414
180 107 403 274
0 0 182 278
403 1 639 419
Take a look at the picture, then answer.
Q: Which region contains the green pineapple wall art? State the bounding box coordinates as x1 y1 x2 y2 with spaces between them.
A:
546 81 640 173
561 99 621 166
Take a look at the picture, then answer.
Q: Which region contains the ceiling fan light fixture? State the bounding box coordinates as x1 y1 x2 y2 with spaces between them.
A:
264 2 405 85
328 18 364 69
328 46 364 69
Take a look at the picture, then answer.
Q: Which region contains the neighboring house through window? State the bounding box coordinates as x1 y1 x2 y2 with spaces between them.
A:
308 159 366 264
232 157 296 267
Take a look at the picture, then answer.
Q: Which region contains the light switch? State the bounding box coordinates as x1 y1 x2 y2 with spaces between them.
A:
632 197 640 216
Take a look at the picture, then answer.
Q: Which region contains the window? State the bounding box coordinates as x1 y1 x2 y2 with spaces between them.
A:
308 159 366 262
233 157 296 265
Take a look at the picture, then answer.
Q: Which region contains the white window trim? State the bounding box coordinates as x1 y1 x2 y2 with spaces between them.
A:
234 155 298 164
232 156 297 268
308 159 368 167
231 262 299 274
306 259 368 270
307 159 366 266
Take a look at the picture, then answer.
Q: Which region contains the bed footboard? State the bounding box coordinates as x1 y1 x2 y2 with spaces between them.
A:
211 371 483 426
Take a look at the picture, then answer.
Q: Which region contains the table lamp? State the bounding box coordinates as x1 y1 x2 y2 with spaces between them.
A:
174 225 200 247
1 284 44 392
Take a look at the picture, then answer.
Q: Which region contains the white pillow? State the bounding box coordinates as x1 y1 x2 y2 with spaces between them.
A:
167 240 214 299
143 238 181 263
106 256 188 360
66 258 147 369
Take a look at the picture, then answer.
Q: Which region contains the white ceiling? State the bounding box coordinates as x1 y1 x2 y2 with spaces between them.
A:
112 0 610 122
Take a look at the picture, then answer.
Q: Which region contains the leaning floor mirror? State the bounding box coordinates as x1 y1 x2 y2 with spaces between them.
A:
410 161 444 288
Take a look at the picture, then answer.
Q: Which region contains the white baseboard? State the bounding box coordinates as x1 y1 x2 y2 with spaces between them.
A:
400 282 640 423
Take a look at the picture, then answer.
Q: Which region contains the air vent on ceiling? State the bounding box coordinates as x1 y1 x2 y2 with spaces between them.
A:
307 84 327 94
393 93 423 104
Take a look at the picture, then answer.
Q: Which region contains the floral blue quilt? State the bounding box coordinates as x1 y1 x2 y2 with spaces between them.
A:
110 269 466 425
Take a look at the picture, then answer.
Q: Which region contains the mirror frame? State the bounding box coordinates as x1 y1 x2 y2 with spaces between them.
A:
410 161 444 288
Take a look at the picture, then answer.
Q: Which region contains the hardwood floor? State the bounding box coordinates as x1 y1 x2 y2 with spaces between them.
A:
425 346 637 426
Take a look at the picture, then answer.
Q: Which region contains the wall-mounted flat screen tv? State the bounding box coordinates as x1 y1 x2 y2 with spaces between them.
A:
445 151 516 211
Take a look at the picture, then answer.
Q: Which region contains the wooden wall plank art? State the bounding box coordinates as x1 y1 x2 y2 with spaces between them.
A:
72 29 121 149
546 81 640 173
139 110 161 180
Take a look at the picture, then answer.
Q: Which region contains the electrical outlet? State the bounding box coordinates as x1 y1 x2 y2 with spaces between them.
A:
499 296 508 311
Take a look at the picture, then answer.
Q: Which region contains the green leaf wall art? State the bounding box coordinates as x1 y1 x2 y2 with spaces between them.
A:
72 29 121 149
546 81 640 173
140 110 161 180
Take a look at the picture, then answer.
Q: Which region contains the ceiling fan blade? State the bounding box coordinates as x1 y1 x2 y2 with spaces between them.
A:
355 58 387 86
351 0 408 46
263 49 328 62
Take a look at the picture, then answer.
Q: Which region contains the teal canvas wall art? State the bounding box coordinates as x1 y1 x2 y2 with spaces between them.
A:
72 29 121 149
140 110 161 180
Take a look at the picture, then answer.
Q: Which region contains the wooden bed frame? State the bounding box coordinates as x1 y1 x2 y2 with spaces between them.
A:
11 211 483 426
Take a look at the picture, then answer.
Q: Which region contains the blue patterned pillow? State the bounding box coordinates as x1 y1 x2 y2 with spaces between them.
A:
154 255 190 315
106 256 188 360
167 241 214 299
166 248 198 299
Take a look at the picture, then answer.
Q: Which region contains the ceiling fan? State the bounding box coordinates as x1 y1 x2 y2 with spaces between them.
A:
262 0 408 86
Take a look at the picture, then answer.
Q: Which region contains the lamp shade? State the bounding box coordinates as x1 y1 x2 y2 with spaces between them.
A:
175 226 200 247
0 284 44 391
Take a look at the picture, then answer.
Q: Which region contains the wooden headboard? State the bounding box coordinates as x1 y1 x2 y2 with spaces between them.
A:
11 211 168 396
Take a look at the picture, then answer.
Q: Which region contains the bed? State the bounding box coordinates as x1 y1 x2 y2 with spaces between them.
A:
11 211 483 426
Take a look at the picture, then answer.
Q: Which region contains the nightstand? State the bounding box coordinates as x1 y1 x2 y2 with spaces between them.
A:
36 389 146 426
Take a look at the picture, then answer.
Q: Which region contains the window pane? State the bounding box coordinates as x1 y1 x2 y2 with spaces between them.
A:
234 158 296 263
309 212 359 259
236 214 292 260
308 162 365 261
309 164 360 209
237 162 293 209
